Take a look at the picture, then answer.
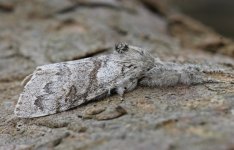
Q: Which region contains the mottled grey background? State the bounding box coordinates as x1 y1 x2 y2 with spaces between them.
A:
0 0 234 150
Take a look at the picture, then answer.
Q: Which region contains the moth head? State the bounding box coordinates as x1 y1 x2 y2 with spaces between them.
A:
115 43 156 71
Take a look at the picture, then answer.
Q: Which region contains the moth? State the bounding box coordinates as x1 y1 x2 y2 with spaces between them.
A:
15 43 222 118
14 43 155 118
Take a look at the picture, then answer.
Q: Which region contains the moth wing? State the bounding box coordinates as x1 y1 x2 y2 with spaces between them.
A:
14 59 97 118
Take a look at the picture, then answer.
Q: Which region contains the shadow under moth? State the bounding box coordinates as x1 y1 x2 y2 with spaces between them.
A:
15 43 223 118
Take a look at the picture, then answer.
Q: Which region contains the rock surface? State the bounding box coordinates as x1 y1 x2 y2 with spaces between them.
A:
0 0 234 149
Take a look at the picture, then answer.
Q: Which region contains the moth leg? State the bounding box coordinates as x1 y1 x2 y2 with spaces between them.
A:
108 88 112 95
116 87 125 101
116 79 138 101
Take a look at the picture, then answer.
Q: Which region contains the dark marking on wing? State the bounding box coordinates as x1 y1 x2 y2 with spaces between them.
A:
91 90 109 101
63 59 102 108
43 82 54 94
65 85 77 102
55 63 72 112
56 99 61 113
34 96 44 111
83 58 102 102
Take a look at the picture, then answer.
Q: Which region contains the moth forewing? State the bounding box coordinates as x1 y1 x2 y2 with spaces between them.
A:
14 48 152 118
15 56 110 118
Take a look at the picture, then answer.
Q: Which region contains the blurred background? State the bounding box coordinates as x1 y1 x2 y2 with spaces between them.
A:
170 0 234 39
